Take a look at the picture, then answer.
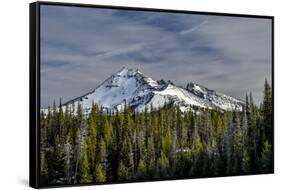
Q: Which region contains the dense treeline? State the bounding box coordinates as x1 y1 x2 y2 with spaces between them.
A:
39 80 273 186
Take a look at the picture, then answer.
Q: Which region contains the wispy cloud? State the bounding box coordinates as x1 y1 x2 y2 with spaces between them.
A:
40 5 272 107
180 20 208 35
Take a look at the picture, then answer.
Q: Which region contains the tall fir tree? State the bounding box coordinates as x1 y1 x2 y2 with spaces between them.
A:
232 112 242 174
259 140 272 172
80 143 91 183
261 79 273 143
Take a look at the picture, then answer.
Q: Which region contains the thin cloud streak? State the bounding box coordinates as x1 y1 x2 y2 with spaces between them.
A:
180 20 208 35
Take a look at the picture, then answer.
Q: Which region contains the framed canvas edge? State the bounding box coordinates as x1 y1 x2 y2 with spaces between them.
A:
271 16 275 175
30 2 40 189
29 1 275 189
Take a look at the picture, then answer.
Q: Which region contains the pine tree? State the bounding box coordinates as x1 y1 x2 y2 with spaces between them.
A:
162 125 172 156
87 108 97 179
241 149 251 174
259 140 272 173
225 112 234 174
117 161 128 180
232 112 242 174
49 134 64 184
212 142 222 176
242 104 248 148
176 107 184 152
248 92 258 172
203 110 212 176
58 97 65 144
157 151 170 178
97 137 107 172
241 104 250 173
102 116 113 147
73 128 82 183
80 143 91 183
136 159 147 179
146 135 156 178
188 137 204 176
63 133 73 184
119 135 134 179
95 164 106 182
171 107 177 174
245 94 250 127
262 79 273 143
40 150 49 185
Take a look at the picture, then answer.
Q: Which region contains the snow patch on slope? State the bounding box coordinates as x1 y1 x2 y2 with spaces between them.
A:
44 67 244 114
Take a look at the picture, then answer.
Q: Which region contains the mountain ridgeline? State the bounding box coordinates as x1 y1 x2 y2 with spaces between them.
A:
56 67 244 115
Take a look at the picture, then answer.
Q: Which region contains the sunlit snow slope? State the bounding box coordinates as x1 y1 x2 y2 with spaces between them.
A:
57 67 244 114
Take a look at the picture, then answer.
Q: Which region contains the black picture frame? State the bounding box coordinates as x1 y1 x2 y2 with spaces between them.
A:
30 1 274 188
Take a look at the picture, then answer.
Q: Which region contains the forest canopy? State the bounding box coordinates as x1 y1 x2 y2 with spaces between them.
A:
39 79 273 186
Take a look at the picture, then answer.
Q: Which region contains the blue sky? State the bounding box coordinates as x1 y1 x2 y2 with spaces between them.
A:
40 5 272 107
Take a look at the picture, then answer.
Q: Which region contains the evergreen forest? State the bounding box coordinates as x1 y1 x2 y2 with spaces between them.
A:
39 80 273 186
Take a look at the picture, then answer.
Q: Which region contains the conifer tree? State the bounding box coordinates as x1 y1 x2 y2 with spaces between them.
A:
242 104 248 148
80 143 91 183
58 97 65 144
40 150 49 185
95 164 106 182
117 161 128 180
259 140 272 172
87 108 97 178
63 133 73 184
171 107 177 174
51 134 64 183
225 112 234 174
97 137 107 171
157 151 170 178
262 79 273 142
146 135 156 177
241 104 251 173
136 159 147 179
212 142 222 176
188 137 204 176
233 112 242 174
162 125 172 156
248 93 258 171
73 129 82 183
242 149 251 174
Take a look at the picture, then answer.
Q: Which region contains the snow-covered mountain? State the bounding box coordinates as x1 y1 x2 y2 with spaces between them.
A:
55 67 244 114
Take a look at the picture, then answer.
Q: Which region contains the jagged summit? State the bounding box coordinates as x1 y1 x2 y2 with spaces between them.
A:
50 67 244 114
116 67 141 76
186 82 217 100
186 82 244 111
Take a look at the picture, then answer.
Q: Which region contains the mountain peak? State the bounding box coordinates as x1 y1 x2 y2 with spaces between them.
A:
186 81 244 110
186 82 213 97
56 67 244 114
117 67 142 77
